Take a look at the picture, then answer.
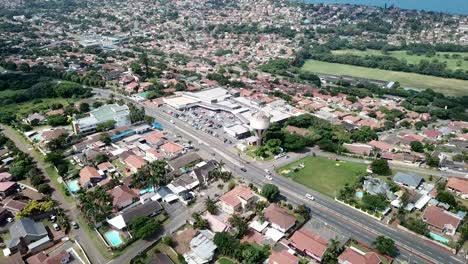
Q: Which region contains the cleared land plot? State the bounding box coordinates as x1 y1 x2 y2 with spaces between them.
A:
302 60 468 96
332 49 468 71
278 156 366 197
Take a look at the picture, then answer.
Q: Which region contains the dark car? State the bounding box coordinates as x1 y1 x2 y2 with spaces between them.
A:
240 167 247 172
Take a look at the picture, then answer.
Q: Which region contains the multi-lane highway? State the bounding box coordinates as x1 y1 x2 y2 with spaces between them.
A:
94 88 465 264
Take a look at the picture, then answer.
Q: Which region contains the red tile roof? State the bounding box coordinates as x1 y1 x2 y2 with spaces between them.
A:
269 249 299 264
447 178 468 195
220 185 254 208
0 181 16 192
124 155 147 170
368 140 392 151
290 228 328 260
338 247 381 264
107 185 137 208
79 166 101 186
423 205 462 231
264 203 296 231
160 142 183 154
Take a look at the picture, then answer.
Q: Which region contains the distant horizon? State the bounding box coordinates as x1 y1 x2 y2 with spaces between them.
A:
303 0 468 15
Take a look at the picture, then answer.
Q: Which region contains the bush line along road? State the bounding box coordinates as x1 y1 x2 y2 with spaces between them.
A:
94 87 464 264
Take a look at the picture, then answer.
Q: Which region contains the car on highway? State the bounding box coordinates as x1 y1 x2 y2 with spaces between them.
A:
265 175 272 180
264 169 271 175
240 167 247 172
170 119 175 124
305 194 315 201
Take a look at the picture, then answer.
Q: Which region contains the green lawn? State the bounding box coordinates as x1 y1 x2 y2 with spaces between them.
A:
3 98 78 117
332 49 468 71
302 60 468 96
218 257 237 264
278 156 366 197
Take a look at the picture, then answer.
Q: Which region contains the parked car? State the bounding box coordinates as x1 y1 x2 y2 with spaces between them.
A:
53 223 60 231
71 221 79 229
50 215 57 222
305 194 315 201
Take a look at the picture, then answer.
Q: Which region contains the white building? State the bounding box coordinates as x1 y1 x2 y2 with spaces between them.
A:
72 104 130 134
184 230 217 264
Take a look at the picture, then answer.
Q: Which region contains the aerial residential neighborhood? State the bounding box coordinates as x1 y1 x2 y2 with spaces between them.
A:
0 0 467 264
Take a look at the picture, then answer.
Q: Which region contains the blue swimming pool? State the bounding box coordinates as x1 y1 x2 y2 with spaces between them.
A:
430 232 449 244
105 230 123 247
67 179 80 192
139 186 155 195
356 191 364 199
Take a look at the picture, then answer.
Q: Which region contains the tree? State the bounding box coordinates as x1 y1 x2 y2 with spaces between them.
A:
426 155 440 167
410 141 424 153
78 187 113 226
37 183 51 194
161 236 173 246
261 184 280 202
192 212 209 229
129 104 145 123
294 204 310 220
92 101 103 108
205 196 218 215
79 102 90 113
130 216 161 239
322 239 343 264
436 191 457 208
228 214 248 238
351 126 378 143
213 232 240 257
373 236 397 257
47 115 68 126
362 194 389 211
96 120 116 132
371 159 391 176
283 133 307 151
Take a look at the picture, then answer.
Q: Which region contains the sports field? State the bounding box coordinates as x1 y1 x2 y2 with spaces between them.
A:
302 60 468 96
278 156 366 197
332 49 468 71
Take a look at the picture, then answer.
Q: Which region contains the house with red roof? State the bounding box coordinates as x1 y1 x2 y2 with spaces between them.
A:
446 178 468 199
338 246 383 264
289 228 328 262
422 205 462 236
264 203 296 233
268 249 299 264
124 155 147 173
343 115 361 124
142 131 165 145
0 181 17 198
160 142 184 158
343 143 373 156
79 166 102 188
220 185 256 215
0 172 12 182
368 140 393 152
97 162 116 175
423 129 443 140
107 185 138 210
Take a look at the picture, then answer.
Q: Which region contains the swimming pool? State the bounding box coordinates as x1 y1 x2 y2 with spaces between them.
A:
356 191 364 199
105 230 123 247
67 179 80 192
430 232 449 244
139 186 155 195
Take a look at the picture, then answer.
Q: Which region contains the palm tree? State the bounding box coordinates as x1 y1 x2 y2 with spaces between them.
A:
322 238 343 264
205 196 218 215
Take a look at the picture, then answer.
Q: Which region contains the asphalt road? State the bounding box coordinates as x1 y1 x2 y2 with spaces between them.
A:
94 88 465 264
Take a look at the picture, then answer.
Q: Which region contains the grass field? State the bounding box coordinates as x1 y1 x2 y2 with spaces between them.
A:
278 156 367 197
302 60 468 96
218 257 237 264
1 98 78 116
332 49 468 71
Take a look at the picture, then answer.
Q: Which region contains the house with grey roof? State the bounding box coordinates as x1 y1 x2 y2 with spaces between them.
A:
190 160 217 184
363 177 396 200
5 218 52 255
183 229 217 264
393 172 423 189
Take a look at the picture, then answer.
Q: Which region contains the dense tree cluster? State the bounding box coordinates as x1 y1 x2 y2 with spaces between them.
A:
213 232 270 264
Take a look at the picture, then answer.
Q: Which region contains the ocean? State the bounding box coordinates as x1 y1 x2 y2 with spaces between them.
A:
304 0 468 15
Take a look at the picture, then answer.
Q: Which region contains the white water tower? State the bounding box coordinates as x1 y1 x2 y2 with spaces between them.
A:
250 111 271 146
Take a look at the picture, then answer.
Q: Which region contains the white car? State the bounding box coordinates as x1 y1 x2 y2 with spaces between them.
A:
170 119 175 124
53 223 60 231
265 175 272 180
264 169 272 175
305 194 315 201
